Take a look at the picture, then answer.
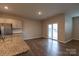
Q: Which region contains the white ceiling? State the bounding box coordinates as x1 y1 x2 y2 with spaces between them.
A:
0 3 79 20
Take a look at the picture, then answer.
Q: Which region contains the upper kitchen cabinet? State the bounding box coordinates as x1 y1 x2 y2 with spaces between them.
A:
0 18 5 23
11 19 23 29
0 18 23 29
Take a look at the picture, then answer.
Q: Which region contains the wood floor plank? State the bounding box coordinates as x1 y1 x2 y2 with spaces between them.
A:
17 38 79 56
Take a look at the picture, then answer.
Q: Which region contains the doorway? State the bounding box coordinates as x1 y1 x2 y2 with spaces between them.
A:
48 23 58 40
48 24 52 39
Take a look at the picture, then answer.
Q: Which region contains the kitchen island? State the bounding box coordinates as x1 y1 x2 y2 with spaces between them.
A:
0 35 29 56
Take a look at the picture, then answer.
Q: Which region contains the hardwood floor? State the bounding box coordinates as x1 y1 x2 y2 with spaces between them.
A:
17 38 79 56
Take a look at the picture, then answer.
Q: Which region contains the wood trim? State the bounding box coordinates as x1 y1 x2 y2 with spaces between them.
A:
24 37 45 40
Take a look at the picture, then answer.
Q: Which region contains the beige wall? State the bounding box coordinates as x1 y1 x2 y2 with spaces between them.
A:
22 19 42 40
42 14 65 43
72 17 79 40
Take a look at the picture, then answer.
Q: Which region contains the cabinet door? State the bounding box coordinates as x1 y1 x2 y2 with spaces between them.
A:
0 18 22 28
12 19 22 28
0 18 5 23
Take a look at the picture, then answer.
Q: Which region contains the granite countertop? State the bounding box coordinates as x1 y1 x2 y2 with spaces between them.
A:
0 36 30 56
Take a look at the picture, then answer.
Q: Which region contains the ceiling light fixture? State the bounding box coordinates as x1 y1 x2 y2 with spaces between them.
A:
38 11 42 15
4 6 8 10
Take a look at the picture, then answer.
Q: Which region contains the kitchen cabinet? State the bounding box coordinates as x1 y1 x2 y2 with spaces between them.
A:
0 18 22 29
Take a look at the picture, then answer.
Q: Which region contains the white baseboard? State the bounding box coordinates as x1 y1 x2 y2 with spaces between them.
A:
64 39 72 43
72 38 79 40
23 37 43 40
58 40 65 43
59 39 72 43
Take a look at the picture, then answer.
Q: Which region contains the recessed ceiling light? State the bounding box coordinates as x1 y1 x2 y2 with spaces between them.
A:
38 11 42 15
4 6 8 10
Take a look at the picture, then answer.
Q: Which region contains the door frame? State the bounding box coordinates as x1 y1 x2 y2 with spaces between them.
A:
48 23 59 41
